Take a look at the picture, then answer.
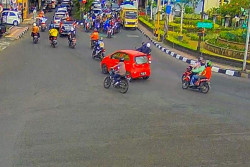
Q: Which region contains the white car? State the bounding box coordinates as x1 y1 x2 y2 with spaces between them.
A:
92 8 102 16
2 11 21 26
91 2 101 9
56 7 67 13
53 12 67 28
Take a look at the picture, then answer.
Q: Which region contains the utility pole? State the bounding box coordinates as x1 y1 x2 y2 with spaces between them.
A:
243 9 250 71
221 0 224 6
157 0 161 41
180 3 184 35
150 0 153 20
163 0 170 40
197 0 205 52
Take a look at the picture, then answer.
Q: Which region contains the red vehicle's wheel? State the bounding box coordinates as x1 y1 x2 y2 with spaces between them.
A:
143 76 149 80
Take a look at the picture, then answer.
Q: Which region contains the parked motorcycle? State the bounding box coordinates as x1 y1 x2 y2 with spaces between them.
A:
182 66 210 93
103 69 129 94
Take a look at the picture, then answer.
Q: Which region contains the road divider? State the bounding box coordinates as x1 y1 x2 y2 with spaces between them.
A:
137 28 243 78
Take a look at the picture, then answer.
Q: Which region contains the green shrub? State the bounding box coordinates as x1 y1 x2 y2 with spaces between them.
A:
219 29 246 43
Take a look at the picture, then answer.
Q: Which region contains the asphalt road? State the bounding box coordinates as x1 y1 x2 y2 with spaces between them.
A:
0 17 250 166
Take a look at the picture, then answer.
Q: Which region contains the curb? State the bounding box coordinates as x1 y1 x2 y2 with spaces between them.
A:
16 27 29 39
137 28 242 78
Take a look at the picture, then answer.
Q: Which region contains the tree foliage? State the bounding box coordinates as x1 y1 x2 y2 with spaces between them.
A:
219 0 250 16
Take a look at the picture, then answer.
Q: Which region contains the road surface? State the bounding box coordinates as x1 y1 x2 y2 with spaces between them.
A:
0 17 250 167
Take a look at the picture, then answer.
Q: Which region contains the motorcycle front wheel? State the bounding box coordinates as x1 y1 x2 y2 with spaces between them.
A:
119 79 129 94
182 79 189 89
104 76 111 89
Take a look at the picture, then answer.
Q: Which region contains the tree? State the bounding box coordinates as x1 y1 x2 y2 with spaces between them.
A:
219 0 250 17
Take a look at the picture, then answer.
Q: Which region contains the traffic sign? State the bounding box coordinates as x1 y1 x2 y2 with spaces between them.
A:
0 5 3 13
82 0 87 3
166 5 171 14
197 22 213 29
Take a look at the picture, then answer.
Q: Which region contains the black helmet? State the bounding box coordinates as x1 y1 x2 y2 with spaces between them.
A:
120 57 124 62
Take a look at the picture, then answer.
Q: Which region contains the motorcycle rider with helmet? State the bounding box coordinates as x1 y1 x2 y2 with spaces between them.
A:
190 59 206 86
90 28 99 47
194 60 212 86
49 25 58 43
112 58 126 86
31 23 40 39
68 27 76 42
136 42 151 54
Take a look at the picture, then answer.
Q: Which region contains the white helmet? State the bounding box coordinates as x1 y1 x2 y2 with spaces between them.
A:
33 23 36 26
146 43 151 48
70 27 74 32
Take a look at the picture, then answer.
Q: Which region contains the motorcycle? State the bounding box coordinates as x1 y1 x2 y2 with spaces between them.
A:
90 40 97 49
50 37 57 48
92 43 105 60
41 23 47 32
113 22 120 34
135 42 152 64
85 22 90 32
182 66 210 93
33 34 39 44
103 69 129 94
107 27 113 38
95 21 101 32
68 37 76 49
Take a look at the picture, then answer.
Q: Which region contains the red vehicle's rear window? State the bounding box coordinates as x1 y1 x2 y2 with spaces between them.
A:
135 56 148 64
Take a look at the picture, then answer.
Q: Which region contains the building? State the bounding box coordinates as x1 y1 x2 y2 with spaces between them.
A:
0 0 41 19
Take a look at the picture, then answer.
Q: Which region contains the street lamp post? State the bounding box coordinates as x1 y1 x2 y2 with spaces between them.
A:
243 9 250 71
157 0 161 41
197 0 205 53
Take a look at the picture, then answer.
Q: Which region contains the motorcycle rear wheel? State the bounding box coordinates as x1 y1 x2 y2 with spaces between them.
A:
199 82 210 94
104 76 111 89
119 79 129 94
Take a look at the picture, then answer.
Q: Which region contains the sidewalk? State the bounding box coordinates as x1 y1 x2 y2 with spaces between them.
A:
5 26 29 40
138 23 249 78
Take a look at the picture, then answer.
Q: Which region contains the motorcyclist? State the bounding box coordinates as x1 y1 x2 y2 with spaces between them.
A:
49 21 54 30
112 58 126 86
136 42 151 54
49 25 58 43
31 23 40 38
193 57 204 69
195 60 212 86
38 10 44 18
90 28 99 46
40 16 47 27
190 59 206 86
68 27 76 42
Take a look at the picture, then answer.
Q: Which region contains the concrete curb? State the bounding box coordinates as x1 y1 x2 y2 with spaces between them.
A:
137 28 242 78
16 27 29 39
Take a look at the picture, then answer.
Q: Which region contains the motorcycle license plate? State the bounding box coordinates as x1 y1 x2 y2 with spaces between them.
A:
141 72 146 75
